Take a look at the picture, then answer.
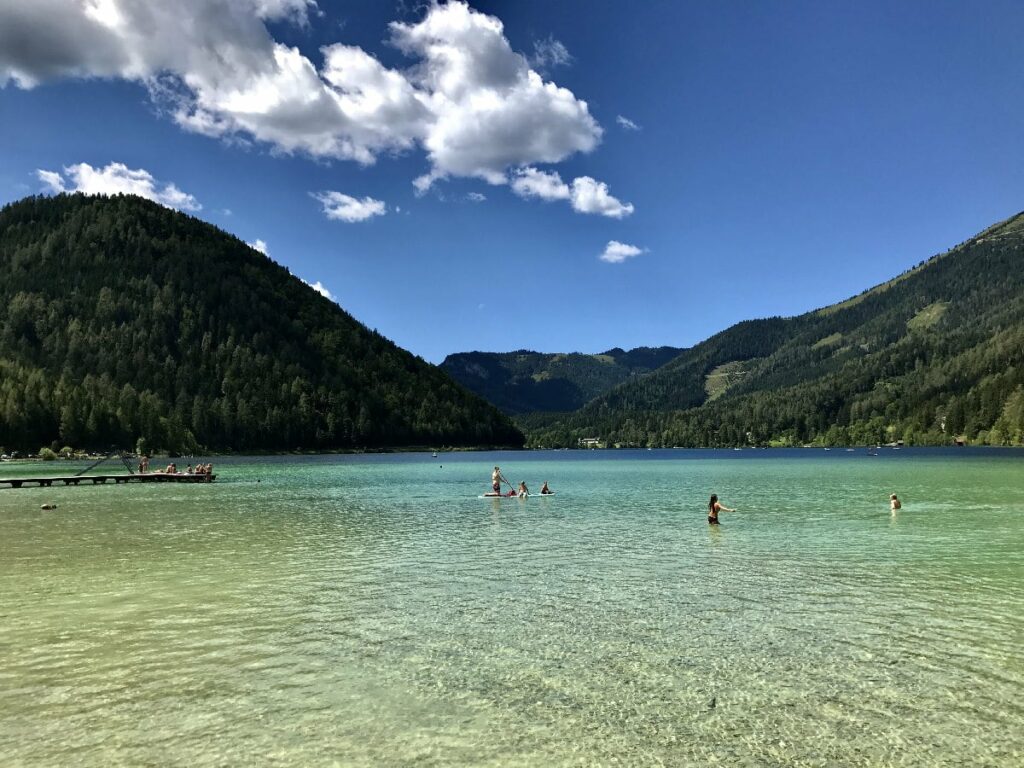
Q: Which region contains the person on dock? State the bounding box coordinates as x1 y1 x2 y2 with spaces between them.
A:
517 481 529 498
890 493 902 512
186 464 193 474
491 466 509 495
165 462 177 474
540 481 553 495
707 494 736 525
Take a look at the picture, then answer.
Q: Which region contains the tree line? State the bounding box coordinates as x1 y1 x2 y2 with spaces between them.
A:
0 194 523 453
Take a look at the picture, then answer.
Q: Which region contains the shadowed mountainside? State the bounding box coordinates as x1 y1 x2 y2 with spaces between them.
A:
440 346 684 415
0 194 523 452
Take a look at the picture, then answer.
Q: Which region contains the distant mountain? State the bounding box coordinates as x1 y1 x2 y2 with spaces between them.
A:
439 346 684 415
529 210 1024 447
0 194 523 452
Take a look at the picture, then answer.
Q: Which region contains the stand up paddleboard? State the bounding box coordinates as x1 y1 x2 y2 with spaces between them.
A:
479 493 556 498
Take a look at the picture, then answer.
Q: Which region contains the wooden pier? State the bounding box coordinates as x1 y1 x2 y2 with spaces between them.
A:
0 473 216 489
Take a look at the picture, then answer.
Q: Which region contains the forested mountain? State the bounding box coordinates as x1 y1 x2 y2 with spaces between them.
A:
440 346 683 415
529 210 1024 448
0 194 523 452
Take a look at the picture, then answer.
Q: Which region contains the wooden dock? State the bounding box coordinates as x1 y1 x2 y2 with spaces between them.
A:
0 473 216 489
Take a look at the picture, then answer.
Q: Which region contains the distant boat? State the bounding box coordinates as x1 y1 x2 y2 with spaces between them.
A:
432 451 438 458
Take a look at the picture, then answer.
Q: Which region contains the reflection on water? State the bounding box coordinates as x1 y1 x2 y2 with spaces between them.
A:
2 450 1023 765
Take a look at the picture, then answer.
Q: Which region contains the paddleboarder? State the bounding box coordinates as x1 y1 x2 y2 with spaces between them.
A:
491 466 510 495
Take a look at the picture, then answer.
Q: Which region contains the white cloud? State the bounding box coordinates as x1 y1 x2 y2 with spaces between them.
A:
530 36 572 70
466 192 486 202
511 167 570 201
37 169 65 193
312 190 386 222
570 176 634 218
616 115 641 131
511 167 633 218
3 2 606 198
248 238 268 254
600 241 645 264
302 279 334 299
36 162 200 211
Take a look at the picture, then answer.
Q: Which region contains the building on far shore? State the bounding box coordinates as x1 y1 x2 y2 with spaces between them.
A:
579 437 602 449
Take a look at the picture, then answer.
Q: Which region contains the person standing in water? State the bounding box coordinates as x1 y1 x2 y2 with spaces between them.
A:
890 493 902 512
707 494 736 525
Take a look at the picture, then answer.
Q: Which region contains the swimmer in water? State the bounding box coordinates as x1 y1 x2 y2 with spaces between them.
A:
707 494 736 525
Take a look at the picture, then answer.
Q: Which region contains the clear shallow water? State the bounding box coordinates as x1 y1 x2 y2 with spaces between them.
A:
2 449 1023 766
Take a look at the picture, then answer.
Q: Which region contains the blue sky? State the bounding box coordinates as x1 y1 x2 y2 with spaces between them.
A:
2 1 1022 362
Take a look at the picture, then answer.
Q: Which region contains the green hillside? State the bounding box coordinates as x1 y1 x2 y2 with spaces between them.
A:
529 210 1024 448
440 346 683 415
0 194 523 452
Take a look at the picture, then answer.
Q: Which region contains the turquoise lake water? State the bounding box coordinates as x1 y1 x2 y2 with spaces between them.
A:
2 449 1023 765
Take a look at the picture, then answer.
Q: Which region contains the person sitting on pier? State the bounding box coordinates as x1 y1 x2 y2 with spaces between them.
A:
186 464 193 475
165 462 177 474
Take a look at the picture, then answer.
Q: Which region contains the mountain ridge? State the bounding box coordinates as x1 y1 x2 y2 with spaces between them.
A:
0 193 524 452
522 209 1024 447
439 345 684 415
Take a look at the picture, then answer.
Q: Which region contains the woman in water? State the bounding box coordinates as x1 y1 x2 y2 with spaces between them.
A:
707 494 736 525
890 493 901 512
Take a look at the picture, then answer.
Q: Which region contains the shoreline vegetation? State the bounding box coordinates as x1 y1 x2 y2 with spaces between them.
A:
4 442 1018 467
